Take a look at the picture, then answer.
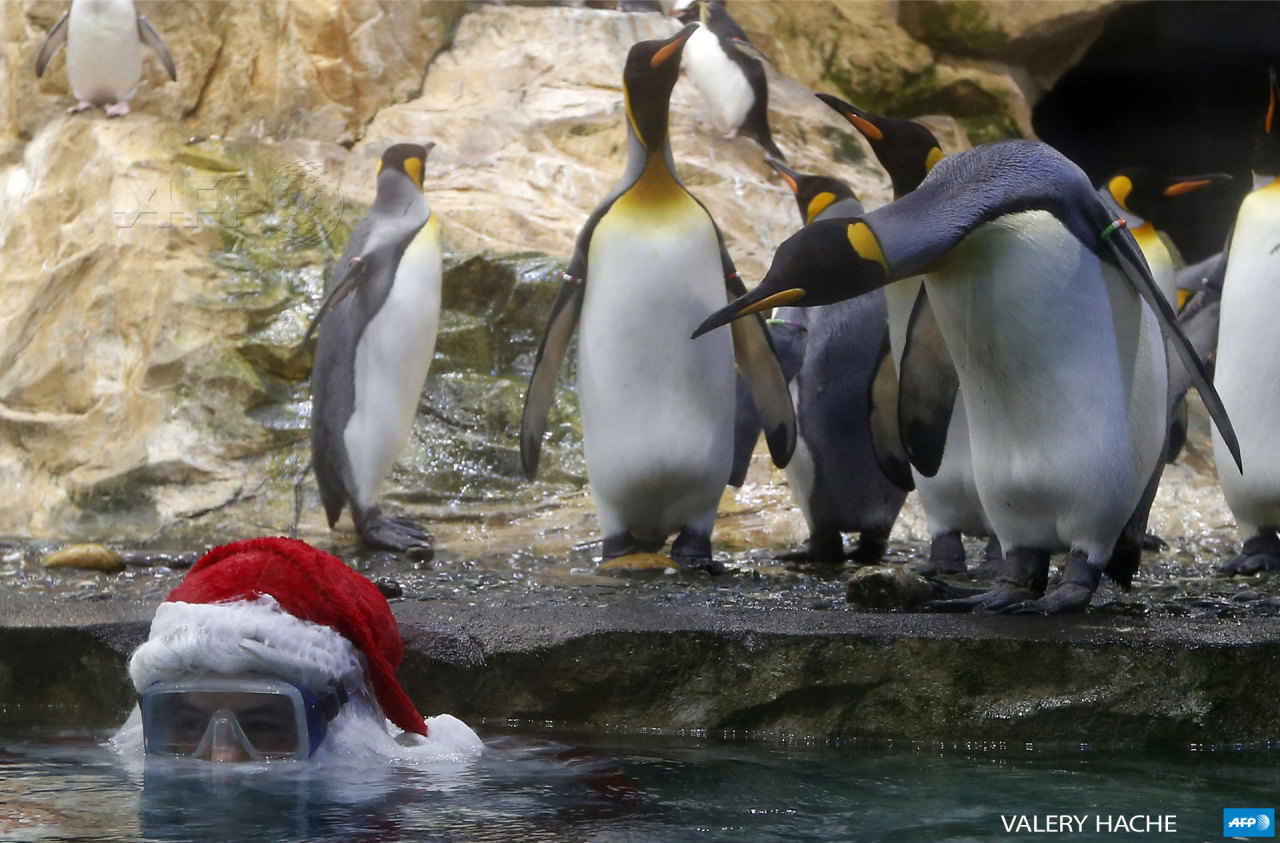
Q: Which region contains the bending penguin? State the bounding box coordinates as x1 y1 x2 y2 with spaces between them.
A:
520 24 795 572
675 0 784 160
308 143 442 553
741 157 907 562
36 0 176 117
819 95 996 577
695 138 1242 614
1213 67 1280 574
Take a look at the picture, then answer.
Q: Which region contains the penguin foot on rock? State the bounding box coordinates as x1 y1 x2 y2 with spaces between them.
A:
602 531 640 561
777 531 844 564
671 529 726 575
355 507 433 554
1142 533 1169 551
968 537 1005 580
926 546 1050 612
1004 553 1101 615
925 585 1043 613
1220 532 1280 575
912 531 966 576
67 100 94 113
104 101 131 118
848 531 890 564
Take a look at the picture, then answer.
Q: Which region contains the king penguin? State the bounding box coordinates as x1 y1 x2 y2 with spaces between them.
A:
1213 67 1280 575
1098 167 1231 307
675 1 784 160
309 143 442 553
36 0 176 117
520 24 795 572
818 95 997 577
695 139 1242 614
751 157 907 562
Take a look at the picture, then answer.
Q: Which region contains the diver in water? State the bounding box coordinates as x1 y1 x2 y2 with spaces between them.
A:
113 536 481 763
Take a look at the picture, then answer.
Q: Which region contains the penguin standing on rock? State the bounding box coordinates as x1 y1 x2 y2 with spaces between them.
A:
36 0 176 117
1213 68 1280 575
696 139 1241 614
747 157 907 563
520 25 795 572
308 143 442 554
819 95 996 578
675 0 784 160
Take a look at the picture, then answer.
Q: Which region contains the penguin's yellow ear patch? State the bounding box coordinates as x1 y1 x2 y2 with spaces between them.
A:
926 147 944 172
805 191 837 225
404 157 423 188
1108 174 1134 211
846 222 888 272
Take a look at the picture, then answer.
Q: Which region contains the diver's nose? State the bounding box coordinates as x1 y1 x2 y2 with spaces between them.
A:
208 715 251 763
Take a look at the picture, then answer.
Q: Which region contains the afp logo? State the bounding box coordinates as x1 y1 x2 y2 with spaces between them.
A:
1225 809 1275 837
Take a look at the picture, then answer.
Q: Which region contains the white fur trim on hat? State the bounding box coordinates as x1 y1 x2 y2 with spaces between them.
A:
128 595 366 694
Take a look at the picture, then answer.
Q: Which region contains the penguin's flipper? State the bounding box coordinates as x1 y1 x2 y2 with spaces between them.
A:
729 37 771 65
724 274 796 468
1167 250 1225 401
137 15 178 81
728 376 760 487
897 284 959 477
519 277 584 480
868 331 914 492
302 256 366 346
34 11 70 77
1102 221 1243 472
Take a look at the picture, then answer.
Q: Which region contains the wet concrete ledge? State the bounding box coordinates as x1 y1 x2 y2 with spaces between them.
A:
3 592 1280 747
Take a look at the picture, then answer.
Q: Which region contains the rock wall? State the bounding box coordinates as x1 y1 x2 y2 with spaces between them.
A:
0 0 1117 544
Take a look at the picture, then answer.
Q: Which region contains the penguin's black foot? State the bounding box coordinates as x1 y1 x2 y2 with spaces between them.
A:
911 531 966 576
968 536 1004 580
1219 531 1280 575
925 546 1049 613
1142 533 1169 551
778 531 844 564
602 531 639 561
848 530 890 564
355 508 433 555
1004 552 1101 615
671 529 725 575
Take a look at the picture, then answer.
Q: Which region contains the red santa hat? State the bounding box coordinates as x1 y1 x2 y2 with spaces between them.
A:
127 536 428 737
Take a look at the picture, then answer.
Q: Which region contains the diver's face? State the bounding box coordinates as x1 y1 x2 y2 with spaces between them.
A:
164 693 301 762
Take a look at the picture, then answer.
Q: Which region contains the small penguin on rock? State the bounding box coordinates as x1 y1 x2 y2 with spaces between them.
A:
696 138 1241 614
675 0 784 160
520 25 794 572
36 0 176 117
308 143 443 554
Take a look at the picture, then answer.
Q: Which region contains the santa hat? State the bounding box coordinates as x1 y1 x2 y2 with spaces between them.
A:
127 536 428 737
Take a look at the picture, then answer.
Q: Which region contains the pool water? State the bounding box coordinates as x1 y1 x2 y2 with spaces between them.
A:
2 725 1276 841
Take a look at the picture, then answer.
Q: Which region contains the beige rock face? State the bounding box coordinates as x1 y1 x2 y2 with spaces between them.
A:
0 1 1116 543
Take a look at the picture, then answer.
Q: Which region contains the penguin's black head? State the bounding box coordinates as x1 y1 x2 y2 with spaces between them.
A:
692 218 891 338
623 24 698 152
1253 66 1280 177
765 157 857 226
377 142 435 190
816 94 942 197
1104 167 1232 221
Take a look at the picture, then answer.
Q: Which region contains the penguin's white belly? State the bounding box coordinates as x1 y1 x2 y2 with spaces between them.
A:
883 276 988 537
681 27 753 135
926 210 1166 559
1213 182 1280 532
67 0 142 104
579 207 734 540
345 220 443 508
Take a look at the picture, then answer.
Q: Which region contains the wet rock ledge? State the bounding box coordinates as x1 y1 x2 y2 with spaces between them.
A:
4 590 1280 748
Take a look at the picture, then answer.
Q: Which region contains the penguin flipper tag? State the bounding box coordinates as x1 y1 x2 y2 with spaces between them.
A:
302 256 366 347
519 277 585 480
897 284 958 477
1103 220 1243 472
723 275 795 468
137 15 178 81
34 11 70 77
867 331 915 493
